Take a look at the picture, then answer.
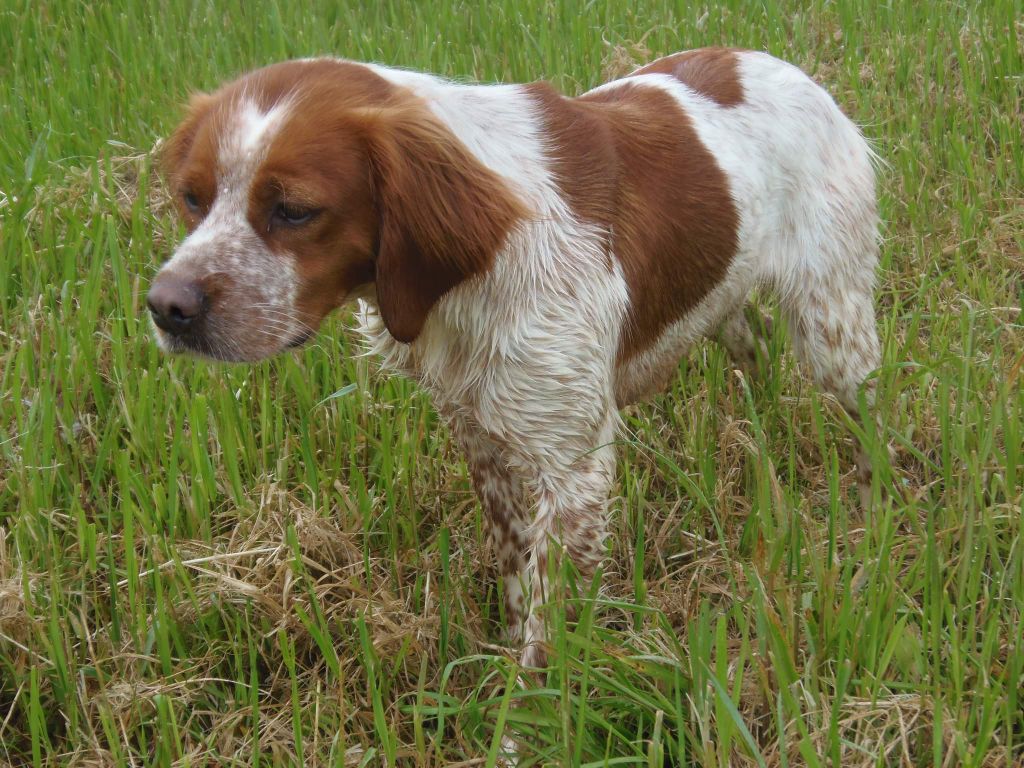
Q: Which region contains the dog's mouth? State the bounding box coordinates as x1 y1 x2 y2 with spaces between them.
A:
153 321 313 363
154 326 239 362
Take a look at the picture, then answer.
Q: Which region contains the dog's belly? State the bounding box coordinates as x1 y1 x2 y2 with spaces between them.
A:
614 318 702 406
613 261 751 407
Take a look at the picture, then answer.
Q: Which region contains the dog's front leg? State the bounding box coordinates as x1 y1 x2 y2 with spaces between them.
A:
518 408 617 669
448 415 533 644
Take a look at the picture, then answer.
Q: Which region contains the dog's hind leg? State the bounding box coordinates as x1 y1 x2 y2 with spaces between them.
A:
786 277 881 505
777 174 883 506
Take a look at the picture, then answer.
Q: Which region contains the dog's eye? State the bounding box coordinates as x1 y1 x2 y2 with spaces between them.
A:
183 191 201 212
273 202 316 226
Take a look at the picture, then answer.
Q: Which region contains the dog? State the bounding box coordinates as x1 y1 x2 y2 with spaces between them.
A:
148 48 881 668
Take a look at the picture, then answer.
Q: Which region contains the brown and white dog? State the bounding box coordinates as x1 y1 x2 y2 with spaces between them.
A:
149 48 881 668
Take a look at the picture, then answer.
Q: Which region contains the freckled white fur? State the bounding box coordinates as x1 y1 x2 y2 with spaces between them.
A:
353 67 634 671
156 98 302 359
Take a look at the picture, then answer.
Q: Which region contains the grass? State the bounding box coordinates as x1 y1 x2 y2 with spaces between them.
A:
0 0 1021 764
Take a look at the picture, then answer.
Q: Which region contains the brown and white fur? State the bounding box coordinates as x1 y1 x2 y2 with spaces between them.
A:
149 48 881 669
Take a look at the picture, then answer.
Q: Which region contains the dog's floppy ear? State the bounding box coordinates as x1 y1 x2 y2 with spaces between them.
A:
161 91 215 180
363 106 526 343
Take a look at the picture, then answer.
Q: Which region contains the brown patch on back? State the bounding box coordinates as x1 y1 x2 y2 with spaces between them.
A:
633 48 745 107
530 79 739 361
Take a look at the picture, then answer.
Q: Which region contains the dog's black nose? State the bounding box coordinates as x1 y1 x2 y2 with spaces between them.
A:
147 274 207 335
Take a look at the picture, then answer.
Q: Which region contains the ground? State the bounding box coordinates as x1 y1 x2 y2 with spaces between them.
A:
0 1 1021 765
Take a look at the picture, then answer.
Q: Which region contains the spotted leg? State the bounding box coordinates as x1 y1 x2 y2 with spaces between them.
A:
449 416 532 643
785 280 882 507
518 409 616 669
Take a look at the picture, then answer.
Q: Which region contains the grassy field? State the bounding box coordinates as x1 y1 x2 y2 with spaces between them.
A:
1 0 1022 765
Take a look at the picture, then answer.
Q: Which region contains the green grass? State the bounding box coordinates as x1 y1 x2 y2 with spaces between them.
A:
1 0 1021 765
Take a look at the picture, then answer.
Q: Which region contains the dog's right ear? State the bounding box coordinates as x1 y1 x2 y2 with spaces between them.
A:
161 92 215 181
359 105 527 343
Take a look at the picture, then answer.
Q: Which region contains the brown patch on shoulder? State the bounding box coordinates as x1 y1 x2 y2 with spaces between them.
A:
522 82 616 246
531 80 739 361
633 48 745 107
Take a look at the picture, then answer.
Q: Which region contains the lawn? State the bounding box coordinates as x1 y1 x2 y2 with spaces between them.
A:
1 0 1021 765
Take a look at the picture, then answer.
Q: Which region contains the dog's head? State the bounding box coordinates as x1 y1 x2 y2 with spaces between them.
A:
148 59 524 361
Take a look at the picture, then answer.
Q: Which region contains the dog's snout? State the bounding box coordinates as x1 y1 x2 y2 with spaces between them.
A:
147 274 207 335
